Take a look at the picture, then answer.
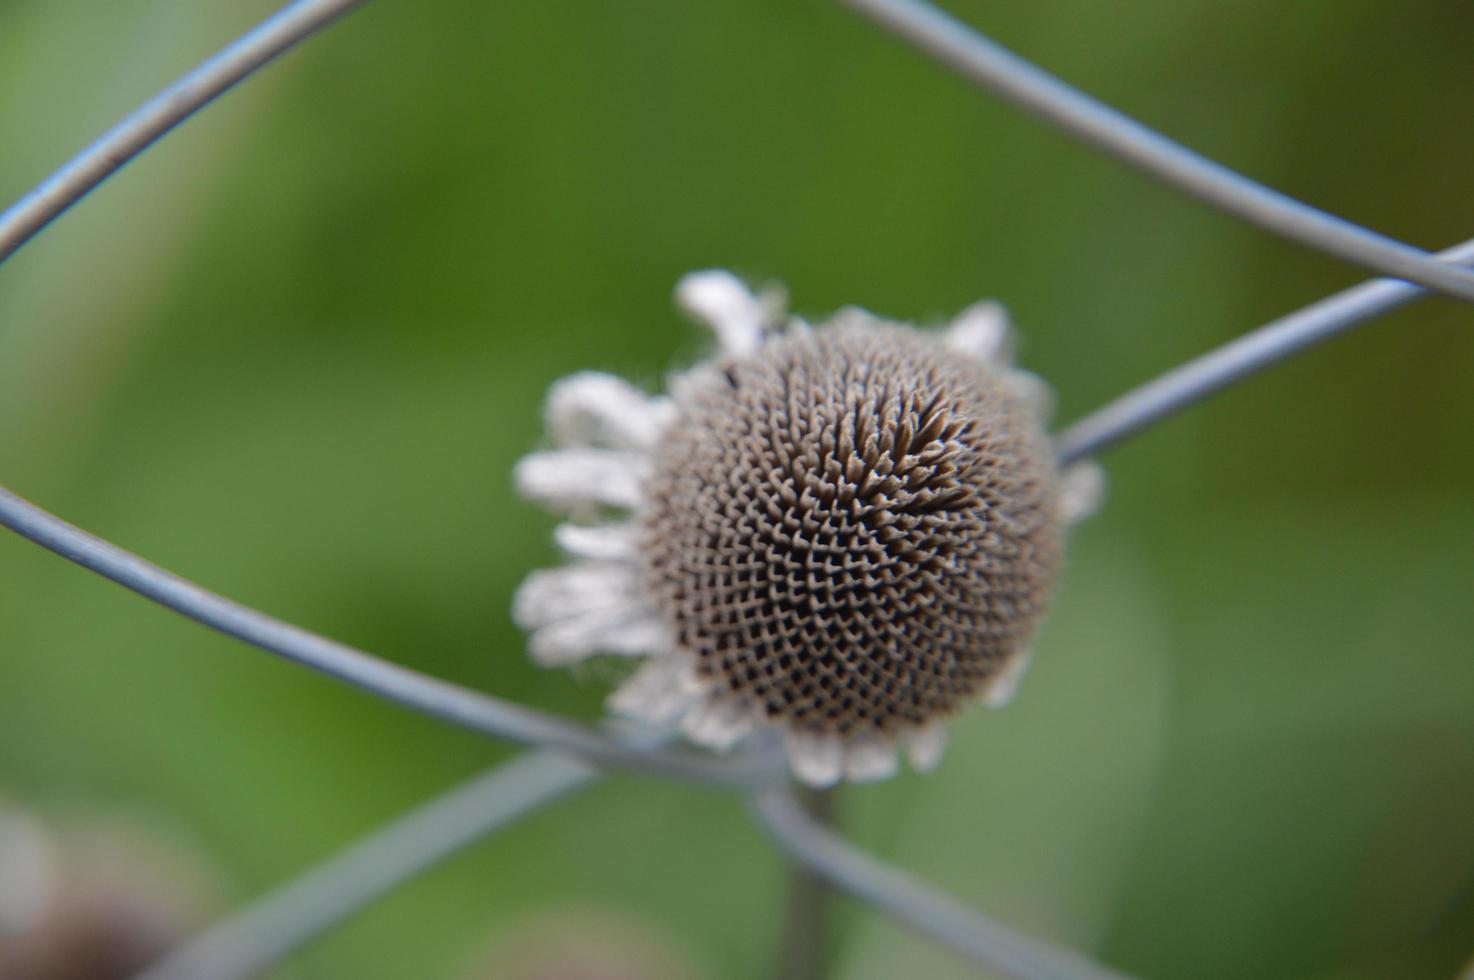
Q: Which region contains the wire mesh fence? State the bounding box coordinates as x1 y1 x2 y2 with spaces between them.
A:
1 1 1471 977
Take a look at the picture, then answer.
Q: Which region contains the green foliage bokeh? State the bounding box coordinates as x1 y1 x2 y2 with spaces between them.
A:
2 1 1472 977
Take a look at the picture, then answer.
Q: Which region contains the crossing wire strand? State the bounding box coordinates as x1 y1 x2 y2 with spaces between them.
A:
1054 236 1474 463
0 0 376 266
750 787 1133 980
839 0 1474 304
0 485 779 789
134 750 603 980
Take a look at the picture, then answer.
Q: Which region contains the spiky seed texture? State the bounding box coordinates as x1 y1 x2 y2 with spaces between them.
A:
513 272 1100 786
643 316 1060 736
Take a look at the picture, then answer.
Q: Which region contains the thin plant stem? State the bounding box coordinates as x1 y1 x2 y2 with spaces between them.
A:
1054 236 1474 464
0 0 375 266
0 485 777 789
750 787 1133 980
772 787 841 980
838 0 1474 304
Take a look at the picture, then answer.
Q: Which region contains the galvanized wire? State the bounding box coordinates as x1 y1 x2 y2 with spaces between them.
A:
134 750 602 980
1 0 1467 977
1055 236 1474 463
750 788 1132 980
0 0 375 266
840 0 1474 304
0 485 777 789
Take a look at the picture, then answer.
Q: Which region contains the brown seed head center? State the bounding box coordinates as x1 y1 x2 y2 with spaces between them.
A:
641 319 1062 736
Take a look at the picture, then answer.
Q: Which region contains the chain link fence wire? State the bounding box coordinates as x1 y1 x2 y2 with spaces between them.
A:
0 0 1468 977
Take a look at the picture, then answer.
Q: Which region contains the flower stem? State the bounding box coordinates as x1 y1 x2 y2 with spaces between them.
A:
771 786 841 980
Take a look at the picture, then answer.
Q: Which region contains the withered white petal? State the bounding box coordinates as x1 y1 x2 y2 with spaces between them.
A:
1060 460 1107 525
526 612 668 667
844 735 900 782
553 521 641 562
607 657 707 726
513 449 647 512
945 300 1014 364
0 807 56 935
980 650 1034 708
512 561 641 630
678 694 756 751
546 371 675 451
784 730 845 788
675 269 767 357
903 722 949 772
1004 368 1056 424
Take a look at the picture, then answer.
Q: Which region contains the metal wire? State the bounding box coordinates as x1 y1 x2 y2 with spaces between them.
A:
0 0 375 267
840 0 1474 304
133 750 600 980
132 724 675 980
750 788 1131 980
0 485 777 789
1055 236 1474 463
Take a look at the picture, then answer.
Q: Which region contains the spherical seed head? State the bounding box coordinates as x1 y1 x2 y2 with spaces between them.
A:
640 312 1064 741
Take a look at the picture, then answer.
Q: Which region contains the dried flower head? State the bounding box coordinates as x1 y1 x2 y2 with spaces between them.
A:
513 272 1101 786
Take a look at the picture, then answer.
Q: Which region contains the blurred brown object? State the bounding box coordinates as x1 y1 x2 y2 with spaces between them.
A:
0 801 216 980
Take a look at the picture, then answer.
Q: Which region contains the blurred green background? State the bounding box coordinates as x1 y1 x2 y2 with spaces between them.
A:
2 0 1473 977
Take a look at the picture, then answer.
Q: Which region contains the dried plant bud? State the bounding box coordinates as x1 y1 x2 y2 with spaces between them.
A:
0 804 215 980
513 272 1102 786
